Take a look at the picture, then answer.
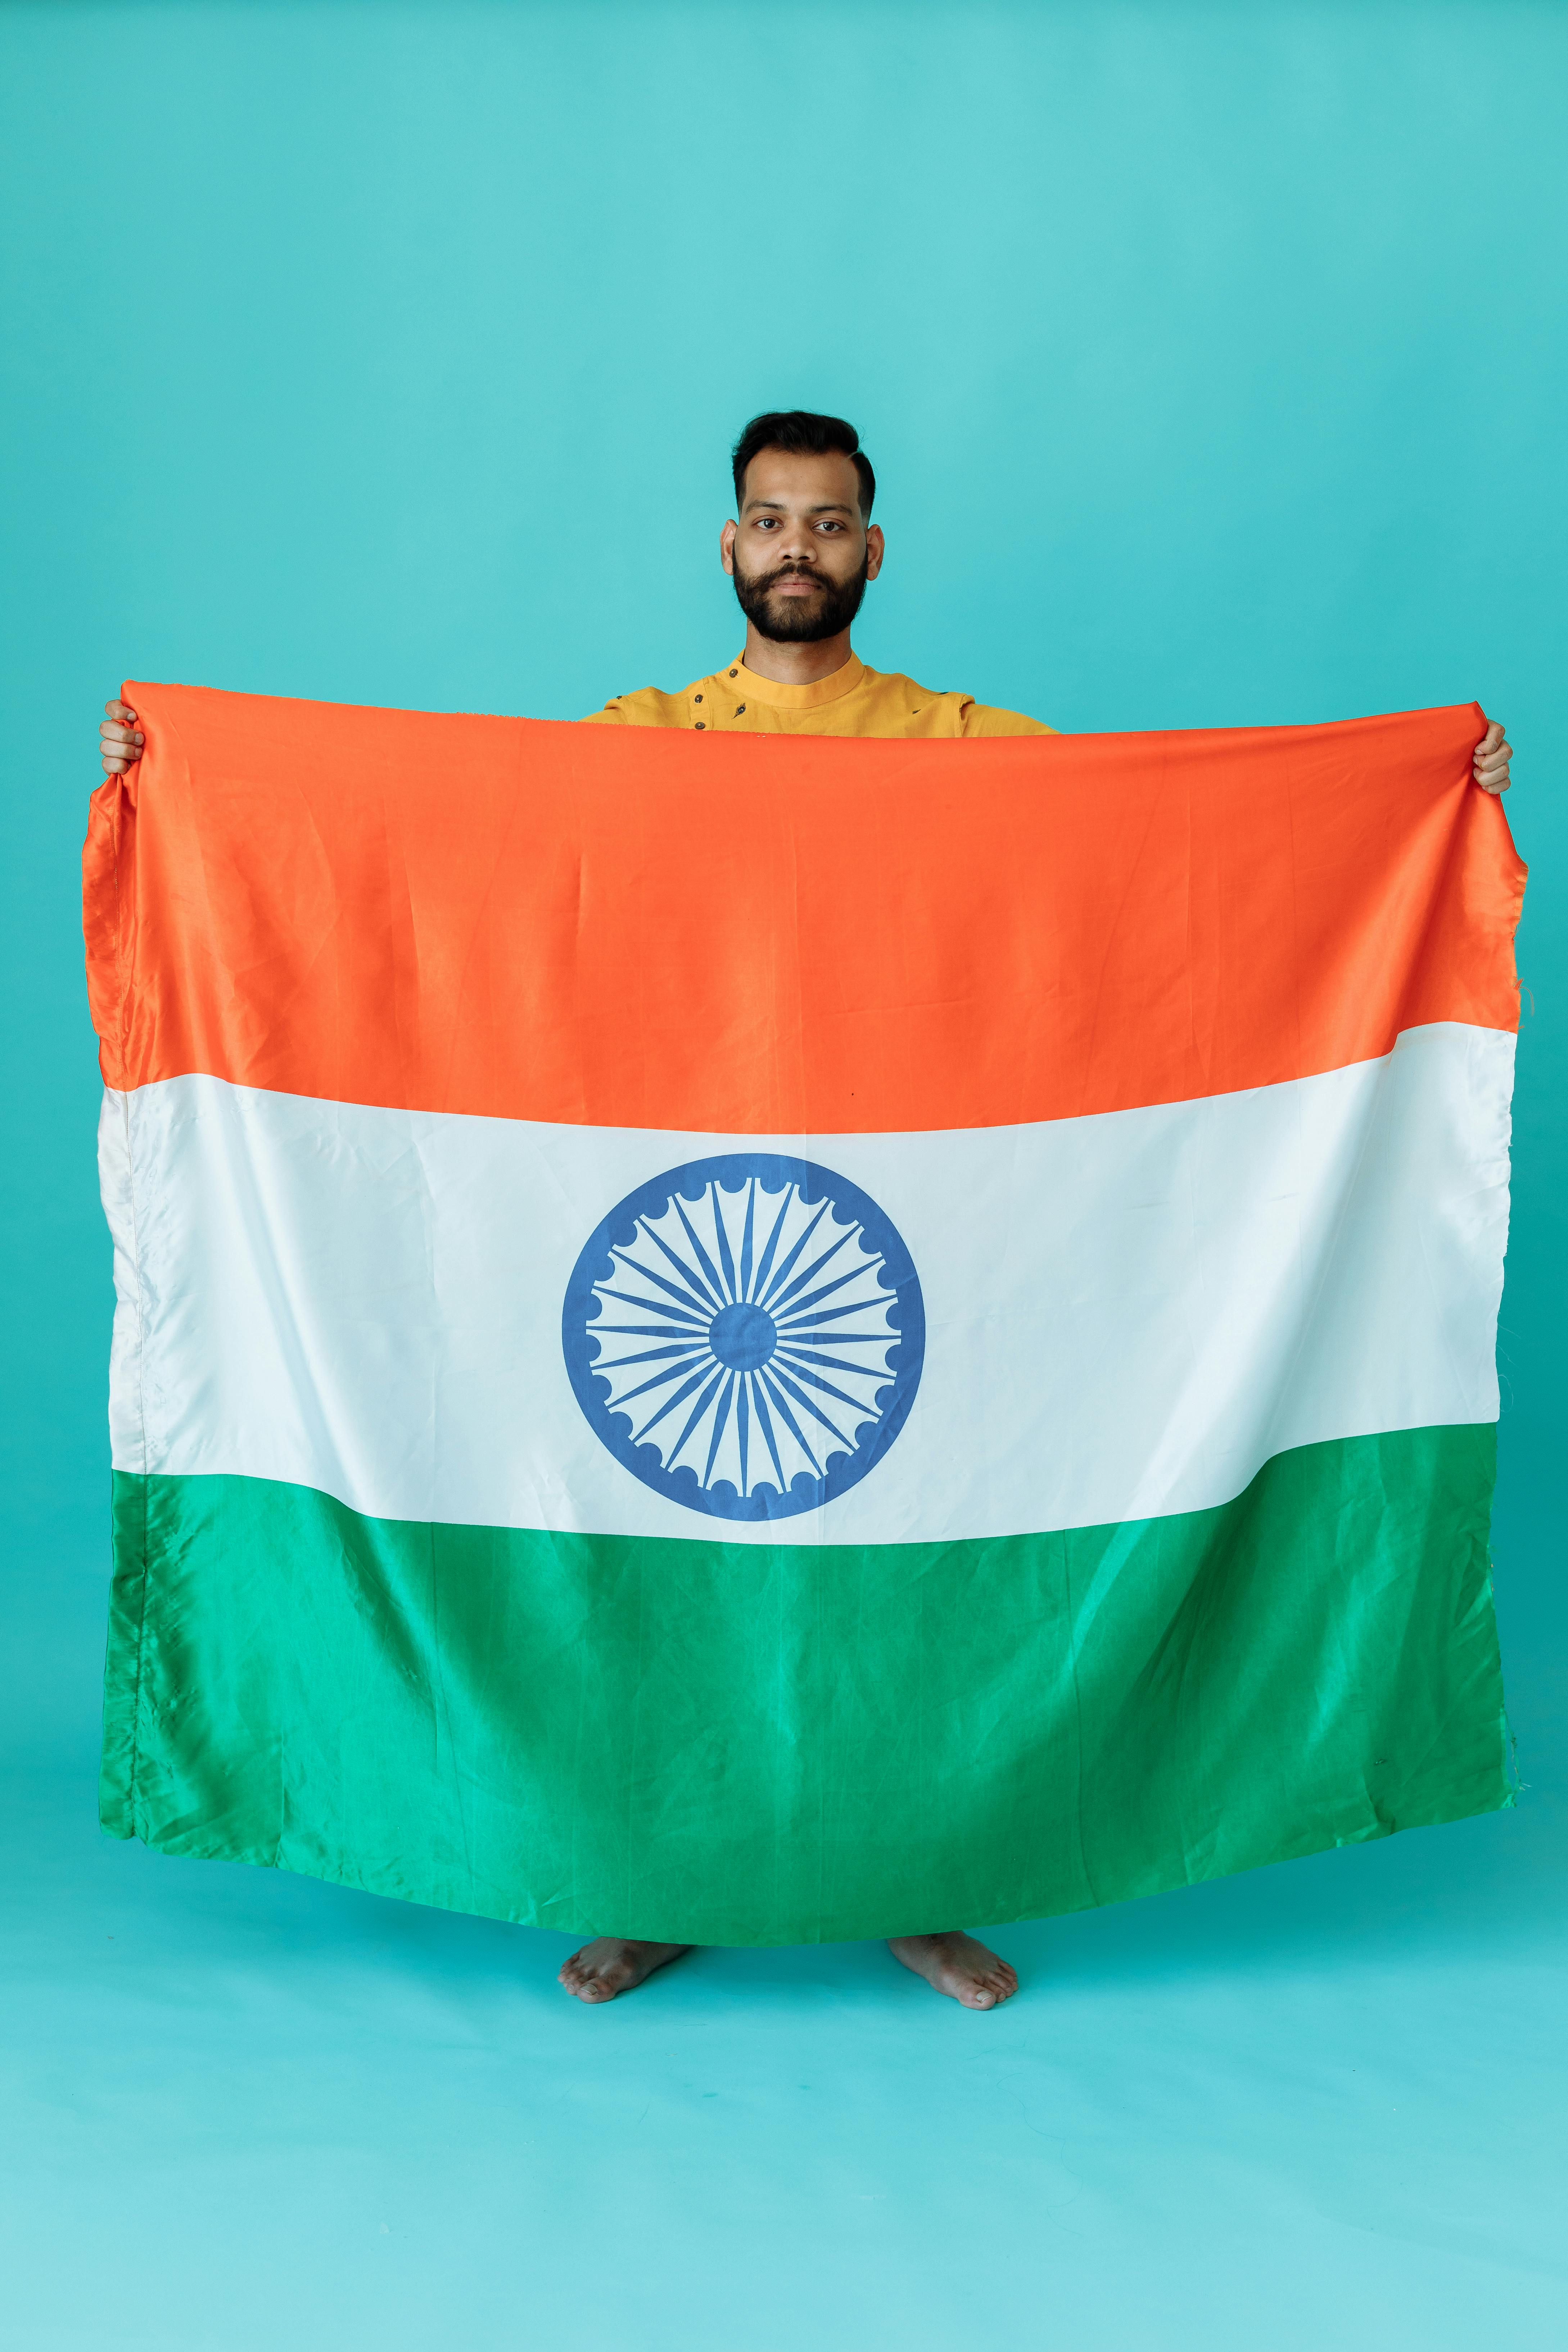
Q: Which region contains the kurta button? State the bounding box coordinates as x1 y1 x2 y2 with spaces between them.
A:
695 721 705 730
735 705 746 715
729 669 737 678
693 693 703 703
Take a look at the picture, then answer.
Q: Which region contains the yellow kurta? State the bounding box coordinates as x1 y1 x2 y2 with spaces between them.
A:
582 652 1053 738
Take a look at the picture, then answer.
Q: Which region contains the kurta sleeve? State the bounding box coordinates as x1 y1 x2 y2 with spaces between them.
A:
958 702 1057 738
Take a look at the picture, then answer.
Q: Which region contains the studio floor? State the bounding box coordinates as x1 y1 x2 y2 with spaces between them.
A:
4 1749 1563 2349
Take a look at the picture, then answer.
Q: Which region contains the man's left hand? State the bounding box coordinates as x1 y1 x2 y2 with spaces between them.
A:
1473 719 1513 795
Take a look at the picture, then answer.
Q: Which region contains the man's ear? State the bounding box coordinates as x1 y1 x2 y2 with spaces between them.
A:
720 518 737 577
866 524 885 582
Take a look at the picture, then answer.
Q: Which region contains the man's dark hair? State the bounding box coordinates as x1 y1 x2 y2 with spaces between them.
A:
731 411 876 521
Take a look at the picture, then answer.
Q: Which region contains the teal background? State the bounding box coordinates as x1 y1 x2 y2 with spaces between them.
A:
2 3 1564 2344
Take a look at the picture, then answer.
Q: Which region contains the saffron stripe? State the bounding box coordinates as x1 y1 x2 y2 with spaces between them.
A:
84 685 1523 1134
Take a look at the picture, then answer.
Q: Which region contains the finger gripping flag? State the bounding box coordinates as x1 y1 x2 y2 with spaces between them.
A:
84 687 1524 1944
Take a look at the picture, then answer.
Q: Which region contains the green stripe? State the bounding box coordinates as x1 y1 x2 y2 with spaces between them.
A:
101 1428 1511 1946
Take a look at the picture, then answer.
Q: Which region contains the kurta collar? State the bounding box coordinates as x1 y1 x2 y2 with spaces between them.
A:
725 652 866 709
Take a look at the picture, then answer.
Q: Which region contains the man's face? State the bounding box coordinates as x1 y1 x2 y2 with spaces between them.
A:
722 450 885 643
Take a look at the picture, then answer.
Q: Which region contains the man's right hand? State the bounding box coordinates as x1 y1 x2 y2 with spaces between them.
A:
100 700 144 775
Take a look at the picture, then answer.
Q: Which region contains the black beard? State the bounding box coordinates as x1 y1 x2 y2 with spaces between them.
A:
731 551 869 643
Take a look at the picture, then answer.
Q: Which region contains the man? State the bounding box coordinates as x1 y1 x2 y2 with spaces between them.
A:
578 411 1056 743
98 410 1515 2010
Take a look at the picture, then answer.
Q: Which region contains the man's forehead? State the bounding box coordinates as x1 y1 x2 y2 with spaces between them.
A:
740 449 862 514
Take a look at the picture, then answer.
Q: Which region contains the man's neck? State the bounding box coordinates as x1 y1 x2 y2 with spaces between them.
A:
740 623 856 686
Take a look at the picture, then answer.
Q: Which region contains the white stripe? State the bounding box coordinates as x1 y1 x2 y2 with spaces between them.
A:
100 1023 1513 1546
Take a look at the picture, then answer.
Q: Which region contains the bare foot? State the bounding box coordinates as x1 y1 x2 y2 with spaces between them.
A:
558 1937 691 2004
887 1930 1018 2009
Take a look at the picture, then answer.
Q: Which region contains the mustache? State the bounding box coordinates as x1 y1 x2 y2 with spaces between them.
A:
749 562 828 593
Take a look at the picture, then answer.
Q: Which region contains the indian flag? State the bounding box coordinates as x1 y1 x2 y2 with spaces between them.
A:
85 686 1524 1946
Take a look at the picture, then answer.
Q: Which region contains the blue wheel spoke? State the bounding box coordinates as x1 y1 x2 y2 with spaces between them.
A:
737 1372 751 1493
667 1365 729 1469
738 1180 757 1304
614 1353 716 1410
610 1246 714 1321
758 1201 830 1309
776 1344 889 1382
586 1320 715 1340
774 1299 895 1334
757 1368 825 1474
749 1185 795 1304
764 1227 856 1317
635 1215 724 1311
702 1371 738 1487
709 1184 740 1303
773 1357 878 1417
771 1263 877 1323
633 1358 723 1443
771 1330 891 1348
748 1371 791 1489
593 1340 708 1372
673 1193 732 1305
764 1363 849 1451
593 1284 708 1327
